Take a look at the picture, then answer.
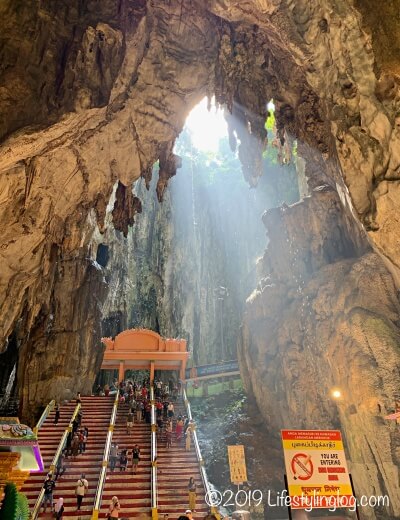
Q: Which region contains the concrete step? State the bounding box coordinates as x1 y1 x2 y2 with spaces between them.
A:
156 398 205 518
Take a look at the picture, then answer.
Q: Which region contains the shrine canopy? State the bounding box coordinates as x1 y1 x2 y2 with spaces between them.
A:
101 328 188 382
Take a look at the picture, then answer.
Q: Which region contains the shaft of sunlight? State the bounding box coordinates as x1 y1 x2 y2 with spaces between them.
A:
185 97 228 152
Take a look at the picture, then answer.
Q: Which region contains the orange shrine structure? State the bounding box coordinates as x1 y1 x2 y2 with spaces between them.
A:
101 328 189 382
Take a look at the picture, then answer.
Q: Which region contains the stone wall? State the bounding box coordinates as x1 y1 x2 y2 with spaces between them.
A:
0 1 399 513
239 186 400 518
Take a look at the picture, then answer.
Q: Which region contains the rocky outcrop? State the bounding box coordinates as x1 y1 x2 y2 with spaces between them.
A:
0 0 399 512
0 0 221 419
102 140 299 365
112 181 142 236
208 0 400 275
16 252 107 420
239 186 400 518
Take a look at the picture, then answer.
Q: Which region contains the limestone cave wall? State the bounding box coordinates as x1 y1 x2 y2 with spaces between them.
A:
0 0 399 516
0 0 221 418
102 139 299 366
239 185 400 518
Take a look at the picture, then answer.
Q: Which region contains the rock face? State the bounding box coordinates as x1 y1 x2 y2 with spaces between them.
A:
0 0 221 419
239 187 400 518
17 255 107 418
0 0 400 515
102 140 299 366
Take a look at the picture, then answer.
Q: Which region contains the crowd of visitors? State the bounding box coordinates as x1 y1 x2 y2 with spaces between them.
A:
99 377 200 518
64 409 89 459
40 378 211 519
41 397 90 516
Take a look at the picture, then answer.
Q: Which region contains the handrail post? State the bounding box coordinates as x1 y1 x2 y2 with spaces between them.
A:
91 392 119 520
30 402 81 519
150 386 158 520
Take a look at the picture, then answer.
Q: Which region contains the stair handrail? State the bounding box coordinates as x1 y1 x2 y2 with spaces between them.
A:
33 399 56 435
150 386 158 520
30 401 81 519
183 388 217 513
91 392 119 520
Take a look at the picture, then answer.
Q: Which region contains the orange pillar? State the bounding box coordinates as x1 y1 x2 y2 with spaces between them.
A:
150 360 155 383
179 362 186 382
118 361 125 382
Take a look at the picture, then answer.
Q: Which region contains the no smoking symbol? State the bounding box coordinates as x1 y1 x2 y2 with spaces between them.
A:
291 453 313 480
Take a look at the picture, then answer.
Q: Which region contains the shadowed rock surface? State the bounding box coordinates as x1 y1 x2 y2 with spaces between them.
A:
239 188 400 518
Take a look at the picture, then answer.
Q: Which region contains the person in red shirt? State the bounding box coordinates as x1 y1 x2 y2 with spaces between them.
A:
156 400 163 418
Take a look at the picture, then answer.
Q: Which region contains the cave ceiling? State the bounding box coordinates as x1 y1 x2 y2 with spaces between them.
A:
0 4 400 512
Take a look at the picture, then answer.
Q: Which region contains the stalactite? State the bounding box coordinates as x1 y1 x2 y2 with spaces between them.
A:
112 181 142 237
156 142 182 203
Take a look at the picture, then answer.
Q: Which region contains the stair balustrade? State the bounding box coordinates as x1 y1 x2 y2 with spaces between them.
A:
183 388 219 517
33 400 56 436
150 386 158 520
91 391 119 520
30 402 81 519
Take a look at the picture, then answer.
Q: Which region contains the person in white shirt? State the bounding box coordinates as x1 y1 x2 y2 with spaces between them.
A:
75 473 88 510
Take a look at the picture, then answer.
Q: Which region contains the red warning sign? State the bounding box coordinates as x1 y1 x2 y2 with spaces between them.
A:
291 453 313 480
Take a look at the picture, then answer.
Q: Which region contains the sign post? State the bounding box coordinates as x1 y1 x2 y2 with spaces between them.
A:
283 474 293 520
281 430 355 511
228 445 247 486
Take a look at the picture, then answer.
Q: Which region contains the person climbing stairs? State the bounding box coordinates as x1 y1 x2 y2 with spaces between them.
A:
157 398 208 518
98 402 152 518
21 400 76 510
22 396 114 518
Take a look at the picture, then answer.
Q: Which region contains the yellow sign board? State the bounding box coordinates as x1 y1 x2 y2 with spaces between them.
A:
282 430 354 510
228 445 247 484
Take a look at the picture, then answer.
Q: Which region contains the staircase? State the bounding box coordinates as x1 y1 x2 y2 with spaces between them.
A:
21 400 76 511
99 402 152 518
157 399 207 519
22 396 114 519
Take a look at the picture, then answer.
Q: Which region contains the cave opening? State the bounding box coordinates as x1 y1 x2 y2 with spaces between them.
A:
120 95 300 368
0 332 19 416
91 96 304 513
1 2 399 516
96 243 110 268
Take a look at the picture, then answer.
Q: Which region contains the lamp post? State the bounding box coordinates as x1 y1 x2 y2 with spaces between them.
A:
214 286 228 360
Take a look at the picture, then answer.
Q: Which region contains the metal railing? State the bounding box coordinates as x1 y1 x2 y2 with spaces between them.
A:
91 392 119 520
33 400 56 435
183 388 217 514
150 386 158 520
30 402 81 519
